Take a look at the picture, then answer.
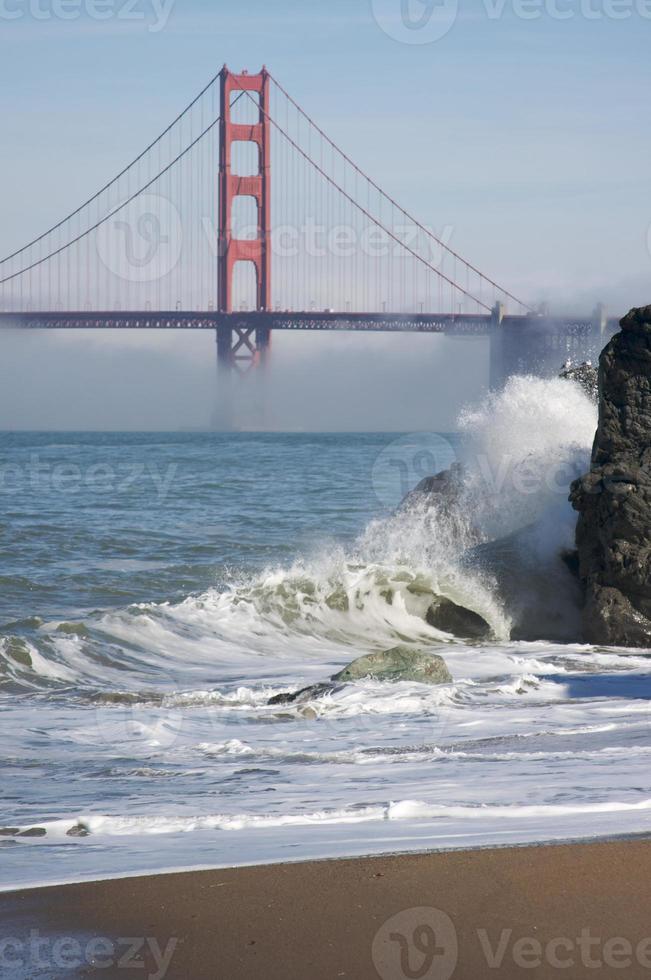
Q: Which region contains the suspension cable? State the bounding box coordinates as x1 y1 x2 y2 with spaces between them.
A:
0 114 221 286
269 72 531 313
0 90 247 287
242 88 492 312
0 68 224 266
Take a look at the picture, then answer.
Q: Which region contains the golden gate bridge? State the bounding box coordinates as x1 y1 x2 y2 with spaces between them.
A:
0 66 617 389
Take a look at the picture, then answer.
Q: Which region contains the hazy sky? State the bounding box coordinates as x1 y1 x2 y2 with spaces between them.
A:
0 0 649 430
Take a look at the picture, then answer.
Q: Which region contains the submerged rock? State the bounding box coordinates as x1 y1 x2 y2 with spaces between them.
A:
425 597 491 640
267 682 340 706
269 648 452 706
66 823 90 838
331 646 452 685
570 305 651 646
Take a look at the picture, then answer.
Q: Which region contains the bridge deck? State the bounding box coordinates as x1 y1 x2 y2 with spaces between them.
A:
0 309 596 334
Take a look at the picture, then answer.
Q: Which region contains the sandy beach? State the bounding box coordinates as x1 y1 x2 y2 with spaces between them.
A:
2 839 651 979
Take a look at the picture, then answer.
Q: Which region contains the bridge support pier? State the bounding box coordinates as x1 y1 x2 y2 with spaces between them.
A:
213 328 233 430
213 321 272 430
488 302 505 391
489 303 615 391
216 321 271 374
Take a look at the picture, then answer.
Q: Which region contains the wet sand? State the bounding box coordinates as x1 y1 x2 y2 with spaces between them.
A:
2 839 651 979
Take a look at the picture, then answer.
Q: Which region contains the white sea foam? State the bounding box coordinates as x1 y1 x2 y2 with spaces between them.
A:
11 795 651 843
458 375 596 540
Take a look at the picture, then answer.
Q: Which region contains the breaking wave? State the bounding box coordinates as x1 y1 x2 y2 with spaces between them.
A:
0 375 598 695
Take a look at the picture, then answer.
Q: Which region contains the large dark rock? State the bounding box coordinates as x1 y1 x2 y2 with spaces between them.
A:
570 305 651 646
399 463 465 512
461 524 583 642
398 462 480 551
426 596 491 640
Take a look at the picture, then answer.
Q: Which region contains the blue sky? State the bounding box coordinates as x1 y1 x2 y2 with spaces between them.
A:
0 0 649 428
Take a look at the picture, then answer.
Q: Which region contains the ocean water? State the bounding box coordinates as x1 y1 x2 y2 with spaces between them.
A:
2 378 651 891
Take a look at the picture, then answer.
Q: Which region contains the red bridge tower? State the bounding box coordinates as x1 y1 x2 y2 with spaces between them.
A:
217 66 272 372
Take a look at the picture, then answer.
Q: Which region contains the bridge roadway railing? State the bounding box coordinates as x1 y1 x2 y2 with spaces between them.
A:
0 310 498 333
0 308 619 331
